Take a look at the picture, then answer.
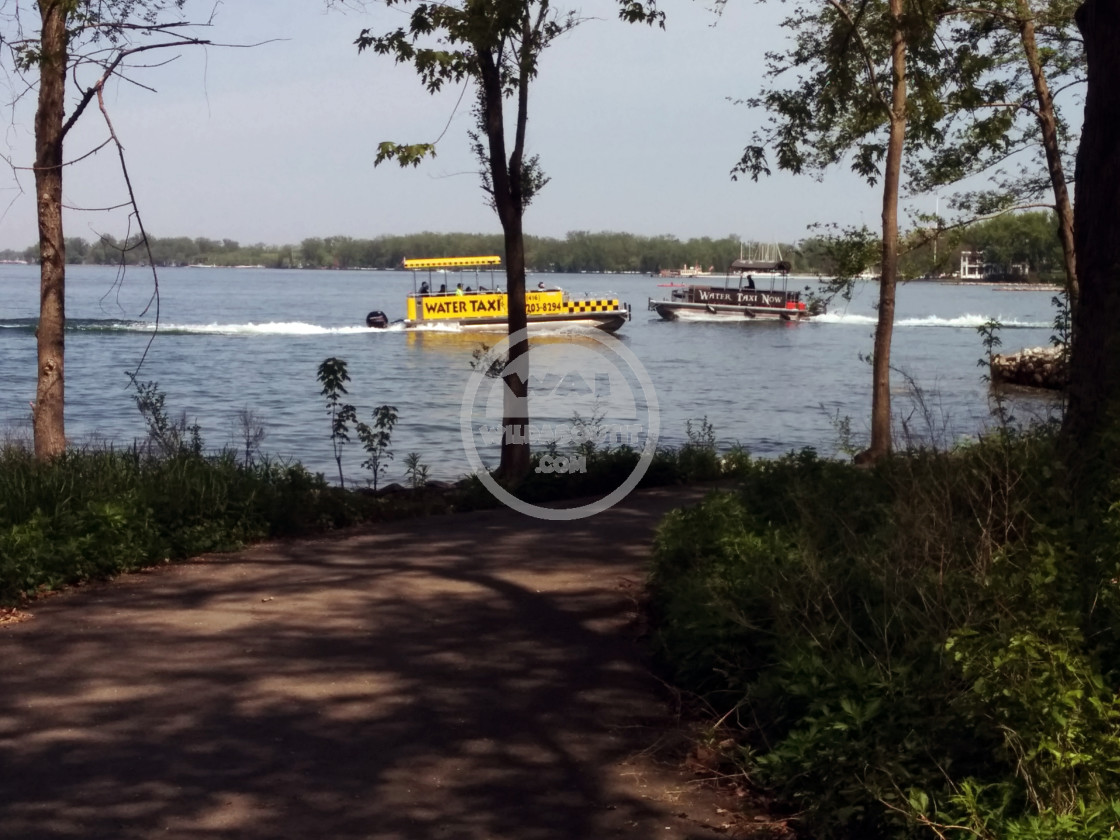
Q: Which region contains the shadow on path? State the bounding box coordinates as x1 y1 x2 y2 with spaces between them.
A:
1 486 735 840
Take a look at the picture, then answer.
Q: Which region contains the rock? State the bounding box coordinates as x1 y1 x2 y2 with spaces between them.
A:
990 346 1068 390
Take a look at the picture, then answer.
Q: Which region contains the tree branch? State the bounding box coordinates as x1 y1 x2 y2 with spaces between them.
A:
96 85 161 376
825 0 890 113
62 35 213 139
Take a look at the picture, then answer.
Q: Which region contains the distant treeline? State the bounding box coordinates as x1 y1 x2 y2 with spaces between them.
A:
0 231 827 274
0 212 1068 280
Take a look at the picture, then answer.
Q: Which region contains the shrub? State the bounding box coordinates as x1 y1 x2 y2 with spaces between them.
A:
0 446 374 605
648 432 1120 840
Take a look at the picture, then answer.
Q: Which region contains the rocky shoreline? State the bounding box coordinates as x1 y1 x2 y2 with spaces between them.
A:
991 345 1067 390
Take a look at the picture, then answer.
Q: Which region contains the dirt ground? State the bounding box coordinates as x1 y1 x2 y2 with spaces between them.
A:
0 486 788 840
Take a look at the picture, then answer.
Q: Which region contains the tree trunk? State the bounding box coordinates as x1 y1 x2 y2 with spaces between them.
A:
498 217 531 483
859 0 906 464
1064 0 1120 493
33 2 68 460
1016 0 1078 313
477 47 531 483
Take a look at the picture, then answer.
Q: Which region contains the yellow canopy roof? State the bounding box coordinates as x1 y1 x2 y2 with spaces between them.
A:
402 256 502 269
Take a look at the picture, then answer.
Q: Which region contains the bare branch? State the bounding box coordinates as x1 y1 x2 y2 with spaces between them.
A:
96 84 161 376
62 35 213 139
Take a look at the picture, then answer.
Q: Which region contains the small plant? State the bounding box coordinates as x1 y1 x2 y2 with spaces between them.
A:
719 443 751 477
823 404 862 459
677 416 721 480
317 357 357 487
685 416 716 450
470 342 507 378
234 407 266 466
1050 292 1071 355
569 404 609 458
403 451 429 489
357 404 398 490
977 318 1014 428
129 378 203 457
892 365 954 450
977 317 1003 381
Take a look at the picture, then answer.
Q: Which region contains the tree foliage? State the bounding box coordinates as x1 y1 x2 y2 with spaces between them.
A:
734 0 949 185
909 0 1083 307
908 0 1082 207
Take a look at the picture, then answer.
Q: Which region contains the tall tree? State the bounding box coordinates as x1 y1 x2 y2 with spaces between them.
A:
1064 0 1120 498
5 1 210 459
910 0 1083 309
736 0 947 462
356 0 661 482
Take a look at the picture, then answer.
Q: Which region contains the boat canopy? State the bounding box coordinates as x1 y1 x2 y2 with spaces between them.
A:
729 258 792 273
402 255 502 269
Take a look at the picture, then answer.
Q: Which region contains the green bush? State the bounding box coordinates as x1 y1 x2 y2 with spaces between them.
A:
0 446 378 604
648 433 1120 840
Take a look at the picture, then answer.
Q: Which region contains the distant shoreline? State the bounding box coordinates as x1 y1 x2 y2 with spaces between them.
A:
0 262 1067 291
943 281 1063 292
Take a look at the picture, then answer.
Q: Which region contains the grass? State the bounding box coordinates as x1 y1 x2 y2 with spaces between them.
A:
0 444 432 605
0 416 741 606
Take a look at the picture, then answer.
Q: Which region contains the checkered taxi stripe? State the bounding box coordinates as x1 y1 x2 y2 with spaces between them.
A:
562 299 623 313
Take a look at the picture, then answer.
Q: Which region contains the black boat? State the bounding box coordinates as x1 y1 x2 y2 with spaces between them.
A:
648 258 820 322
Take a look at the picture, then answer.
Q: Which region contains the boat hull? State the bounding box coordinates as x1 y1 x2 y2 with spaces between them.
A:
650 300 811 322
648 272 818 323
406 311 629 332
392 289 630 333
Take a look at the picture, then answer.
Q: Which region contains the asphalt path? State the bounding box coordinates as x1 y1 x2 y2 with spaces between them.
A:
1 486 758 840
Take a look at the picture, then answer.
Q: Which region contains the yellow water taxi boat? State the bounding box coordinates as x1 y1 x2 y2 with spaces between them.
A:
366 256 631 333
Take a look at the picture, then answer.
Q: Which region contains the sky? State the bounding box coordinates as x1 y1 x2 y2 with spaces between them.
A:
0 0 888 252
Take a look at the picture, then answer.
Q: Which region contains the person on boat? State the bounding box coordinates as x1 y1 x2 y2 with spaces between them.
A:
455 283 465 296
419 281 430 295
746 275 755 289
438 284 447 294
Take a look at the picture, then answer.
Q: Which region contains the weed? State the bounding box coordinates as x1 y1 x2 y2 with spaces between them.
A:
977 318 1015 428
678 417 721 480
403 451 430 489
357 405 398 490
129 378 203 457
470 342 507 378
316 357 357 487
1050 292 1071 355
234 407 266 466
823 404 862 459
891 365 956 450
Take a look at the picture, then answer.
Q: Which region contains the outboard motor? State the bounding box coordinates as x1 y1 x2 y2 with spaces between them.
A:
366 310 389 329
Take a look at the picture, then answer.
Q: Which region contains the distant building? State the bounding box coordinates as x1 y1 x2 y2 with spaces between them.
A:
960 250 1029 280
960 251 985 279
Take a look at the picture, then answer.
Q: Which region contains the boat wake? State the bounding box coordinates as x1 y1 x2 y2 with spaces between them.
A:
0 318 378 336
816 312 1049 329
155 321 375 336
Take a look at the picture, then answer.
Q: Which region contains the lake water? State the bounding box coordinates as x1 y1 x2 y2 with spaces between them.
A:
0 264 1062 484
